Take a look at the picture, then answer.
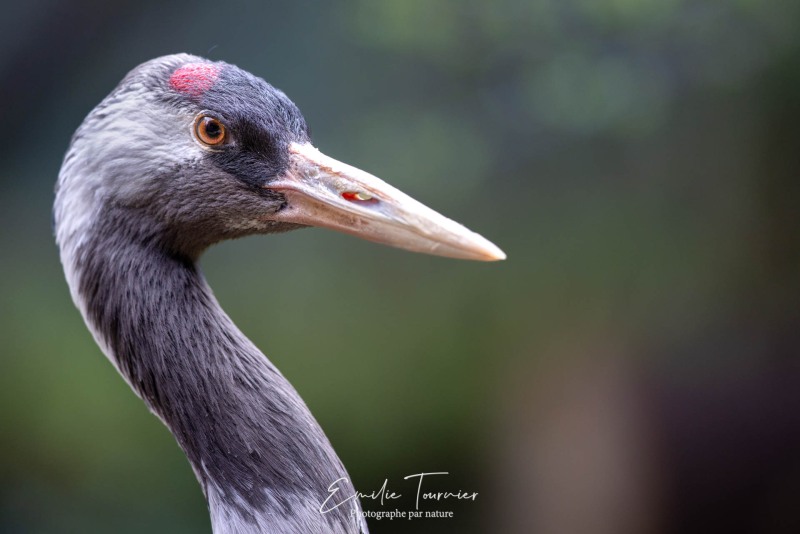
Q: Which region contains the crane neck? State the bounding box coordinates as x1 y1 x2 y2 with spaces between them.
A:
58 203 365 534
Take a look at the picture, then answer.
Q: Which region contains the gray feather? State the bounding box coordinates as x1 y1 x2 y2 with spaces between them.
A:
54 54 368 534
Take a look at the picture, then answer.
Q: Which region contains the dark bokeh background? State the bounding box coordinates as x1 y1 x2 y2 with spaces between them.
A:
1 1 799 533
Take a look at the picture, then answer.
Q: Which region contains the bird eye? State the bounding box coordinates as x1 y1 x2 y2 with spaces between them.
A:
194 115 226 146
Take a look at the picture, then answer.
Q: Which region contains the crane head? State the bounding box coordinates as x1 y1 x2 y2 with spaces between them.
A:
59 54 505 261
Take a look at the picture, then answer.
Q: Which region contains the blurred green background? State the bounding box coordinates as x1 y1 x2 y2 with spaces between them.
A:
1 1 799 533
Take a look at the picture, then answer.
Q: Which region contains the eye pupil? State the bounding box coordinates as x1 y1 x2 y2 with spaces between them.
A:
195 115 226 146
204 119 220 138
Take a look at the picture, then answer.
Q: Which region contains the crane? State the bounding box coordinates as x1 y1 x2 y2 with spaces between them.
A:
54 54 504 534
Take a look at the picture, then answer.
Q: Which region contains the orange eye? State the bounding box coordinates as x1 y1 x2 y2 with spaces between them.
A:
194 115 226 146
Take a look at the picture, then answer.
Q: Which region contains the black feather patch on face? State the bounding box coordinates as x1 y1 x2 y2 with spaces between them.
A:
195 65 311 189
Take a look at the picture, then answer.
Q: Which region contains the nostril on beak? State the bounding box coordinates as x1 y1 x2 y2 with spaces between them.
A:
342 191 375 202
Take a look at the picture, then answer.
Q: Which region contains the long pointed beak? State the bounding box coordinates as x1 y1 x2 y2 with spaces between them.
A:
267 143 505 261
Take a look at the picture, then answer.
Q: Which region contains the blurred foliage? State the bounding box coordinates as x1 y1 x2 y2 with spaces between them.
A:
1 1 799 533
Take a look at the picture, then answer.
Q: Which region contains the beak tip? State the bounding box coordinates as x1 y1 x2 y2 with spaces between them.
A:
492 250 508 261
465 236 506 261
482 245 507 262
